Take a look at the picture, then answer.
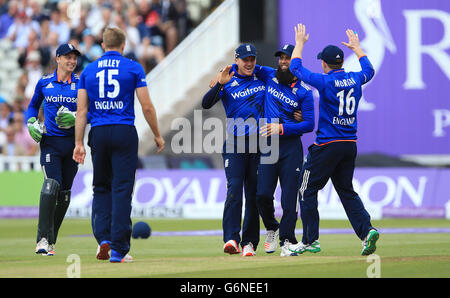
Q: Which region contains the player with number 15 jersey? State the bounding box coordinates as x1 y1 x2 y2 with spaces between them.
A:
78 50 147 127
75 27 164 263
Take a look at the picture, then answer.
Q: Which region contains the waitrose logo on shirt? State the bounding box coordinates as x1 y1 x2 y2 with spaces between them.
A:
231 86 265 99
267 86 299 108
44 95 77 103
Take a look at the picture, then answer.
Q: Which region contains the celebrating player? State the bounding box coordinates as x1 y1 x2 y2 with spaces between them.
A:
288 24 379 255
202 44 264 256
254 44 315 256
26 43 81 256
73 27 165 263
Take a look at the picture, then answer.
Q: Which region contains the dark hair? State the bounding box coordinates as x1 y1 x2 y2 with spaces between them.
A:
325 62 343 70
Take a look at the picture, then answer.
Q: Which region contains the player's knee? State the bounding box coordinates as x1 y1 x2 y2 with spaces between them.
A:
301 198 318 211
57 190 71 206
93 184 111 194
227 177 243 191
41 178 60 197
225 188 239 203
256 193 273 205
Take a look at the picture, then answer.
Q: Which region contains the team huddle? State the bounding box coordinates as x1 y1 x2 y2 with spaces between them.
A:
26 23 379 263
203 24 379 256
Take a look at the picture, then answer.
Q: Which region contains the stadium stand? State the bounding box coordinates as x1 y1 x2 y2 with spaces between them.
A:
2 0 443 172
0 0 226 171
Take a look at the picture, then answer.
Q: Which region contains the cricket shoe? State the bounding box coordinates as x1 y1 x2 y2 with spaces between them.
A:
45 244 55 256
264 229 279 253
109 249 133 263
96 240 111 260
288 242 306 254
305 240 321 253
280 240 298 256
223 240 241 255
241 242 256 256
361 229 379 256
35 237 49 254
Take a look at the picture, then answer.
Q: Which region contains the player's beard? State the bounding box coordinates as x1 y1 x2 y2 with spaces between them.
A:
275 67 296 85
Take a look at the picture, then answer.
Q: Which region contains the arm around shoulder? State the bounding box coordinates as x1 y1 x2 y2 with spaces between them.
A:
254 64 274 83
283 90 315 136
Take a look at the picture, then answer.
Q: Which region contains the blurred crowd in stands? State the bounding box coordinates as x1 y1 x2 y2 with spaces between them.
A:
0 0 222 157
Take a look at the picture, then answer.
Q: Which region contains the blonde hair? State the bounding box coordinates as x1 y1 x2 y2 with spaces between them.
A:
102 27 126 50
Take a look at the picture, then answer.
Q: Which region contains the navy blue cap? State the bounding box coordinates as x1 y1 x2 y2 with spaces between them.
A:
131 221 151 239
56 43 81 57
275 44 294 57
317 45 344 65
235 44 257 59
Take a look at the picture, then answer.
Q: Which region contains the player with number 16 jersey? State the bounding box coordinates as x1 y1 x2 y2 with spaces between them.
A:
287 24 379 256
290 46 374 145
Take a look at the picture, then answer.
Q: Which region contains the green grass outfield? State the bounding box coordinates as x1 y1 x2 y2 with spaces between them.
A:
0 218 449 278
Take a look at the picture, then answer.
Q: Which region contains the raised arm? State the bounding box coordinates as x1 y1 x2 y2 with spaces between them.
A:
290 23 325 90
342 29 375 84
292 23 309 60
202 65 234 109
341 29 365 58
202 83 223 109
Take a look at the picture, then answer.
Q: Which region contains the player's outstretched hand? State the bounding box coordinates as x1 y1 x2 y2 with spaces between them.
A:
73 144 86 164
154 136 165 153
218 65 235 85
294 23 309 45
209 71 221 88
342 29 365 58
341 29 360 50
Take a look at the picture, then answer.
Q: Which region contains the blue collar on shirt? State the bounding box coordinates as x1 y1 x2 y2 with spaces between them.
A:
327 68 345 75
52 69 77 84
